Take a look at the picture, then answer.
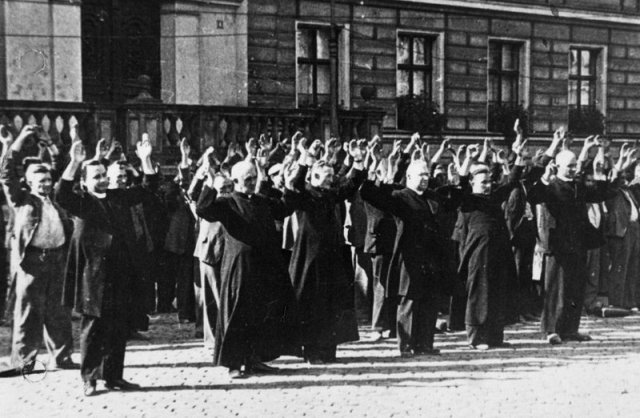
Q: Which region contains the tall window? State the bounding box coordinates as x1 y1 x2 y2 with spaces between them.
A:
397 34 434 98
488 41 521 132
569 48 598 110
297 25 331 107
568 48 604 134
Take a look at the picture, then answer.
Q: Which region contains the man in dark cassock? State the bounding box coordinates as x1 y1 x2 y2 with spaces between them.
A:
360 151 453 357
196 157 299 379
453 142 526 349
284 139 365 364
57 139 157 396
528 134 617 345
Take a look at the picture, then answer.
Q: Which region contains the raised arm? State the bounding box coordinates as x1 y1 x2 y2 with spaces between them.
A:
0 125 33 207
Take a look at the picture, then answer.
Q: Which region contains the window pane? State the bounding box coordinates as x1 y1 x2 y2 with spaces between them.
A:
501 78 513 103
298 30 312 59
488 74 499 102
317 64 330 95
581 81 592 107
568 79 578 106
398 36 410 65
569 49 579 76
317 29 329 60
413 37 425 65
397 70 410 96
489 42 500 70
502 45 515 70
298 63 313 95
581 50 591 76
413 70 426 96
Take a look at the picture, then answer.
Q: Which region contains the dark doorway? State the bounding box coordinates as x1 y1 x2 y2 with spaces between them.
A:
81 0 161 103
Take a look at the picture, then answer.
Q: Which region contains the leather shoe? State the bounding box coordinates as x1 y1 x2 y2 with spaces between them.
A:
546 333 562 345
228 368 248 379
469 344 489 351
248 362 279 374
83 380 97 397
54 358 78 370
105 379 141 391
413 348 441 356
563 333 592 342
399 350 414 358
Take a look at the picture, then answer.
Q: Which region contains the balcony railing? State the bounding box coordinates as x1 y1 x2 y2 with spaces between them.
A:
0 100 385 167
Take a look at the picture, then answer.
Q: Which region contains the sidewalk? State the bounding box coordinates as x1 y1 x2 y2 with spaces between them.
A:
2 313 640 417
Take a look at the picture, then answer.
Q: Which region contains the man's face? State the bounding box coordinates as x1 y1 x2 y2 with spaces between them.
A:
213 175 234 195
557 156 577 181
584 174 595 188
83 165 109 195
233 166 257 194
107 165 128 189
310 165 334 189
471 172 492 195
27 172 52 197
406 163 430 192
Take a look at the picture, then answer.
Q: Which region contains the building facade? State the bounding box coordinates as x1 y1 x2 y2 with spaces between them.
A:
1 0 640 154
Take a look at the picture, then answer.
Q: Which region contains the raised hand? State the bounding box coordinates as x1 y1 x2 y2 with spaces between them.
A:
308 139 324 160
0 124 13 148
405 132 421 154
512 139 528 157
256 147 269 171
179 137 191 157
94 138 108 161
136 138 153 160
245 137 258 160
349 139 365 162
70 140 86 164
542 160 557 183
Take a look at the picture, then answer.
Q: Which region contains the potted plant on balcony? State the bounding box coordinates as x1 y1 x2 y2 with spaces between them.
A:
488 103 530 146
396 94 446 134
568 107 605 136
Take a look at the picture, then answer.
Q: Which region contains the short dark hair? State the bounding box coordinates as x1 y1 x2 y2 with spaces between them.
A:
81 160 105 181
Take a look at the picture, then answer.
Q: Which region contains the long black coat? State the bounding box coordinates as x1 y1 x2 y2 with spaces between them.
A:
196 185 300 367
452 167 522 326
360 181 454 300
285 166 365 347
57 178 156 318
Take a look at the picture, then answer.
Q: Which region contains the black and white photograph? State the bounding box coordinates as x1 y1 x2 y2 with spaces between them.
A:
2 0 640 416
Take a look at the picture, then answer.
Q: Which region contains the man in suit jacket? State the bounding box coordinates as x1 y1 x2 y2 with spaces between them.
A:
0 125 74 374
529 137 615 345
604 170 640 310
361 160 452 357
57 139 157 396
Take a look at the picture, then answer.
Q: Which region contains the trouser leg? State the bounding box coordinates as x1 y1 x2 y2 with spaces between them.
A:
397 296 437 352
176 254 196 322
10 252 46 368
42 251 73 365
352 247 373 323
583 248 602 311
371 254 393 332
80 315 105 382
625 223 640 309
607 236 628 308
199 262 218 346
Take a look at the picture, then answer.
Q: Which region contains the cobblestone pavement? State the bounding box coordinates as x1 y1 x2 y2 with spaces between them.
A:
2 313 640 417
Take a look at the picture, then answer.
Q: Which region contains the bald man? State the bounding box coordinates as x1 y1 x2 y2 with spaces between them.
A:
196 158 299 378
529 144 613 345
360 160 455 357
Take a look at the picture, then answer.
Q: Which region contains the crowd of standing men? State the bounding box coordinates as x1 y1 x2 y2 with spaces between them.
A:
0 120 639 396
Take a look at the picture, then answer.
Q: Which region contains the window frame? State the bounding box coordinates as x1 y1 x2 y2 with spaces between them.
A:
569 47 599 110
296 23 332 108
397 33 435 99
488 41 521 107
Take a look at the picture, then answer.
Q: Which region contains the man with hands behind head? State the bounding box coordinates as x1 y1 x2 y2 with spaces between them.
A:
0 124 74 376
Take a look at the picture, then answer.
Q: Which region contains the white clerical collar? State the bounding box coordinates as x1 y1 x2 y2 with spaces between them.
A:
557 175 573 182
92 192 107 199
